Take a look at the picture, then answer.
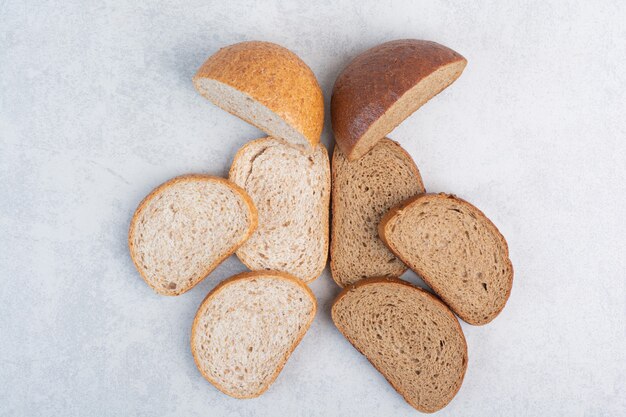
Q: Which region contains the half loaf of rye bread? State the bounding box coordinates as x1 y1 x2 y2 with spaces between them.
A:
379 193 513 325
332 277 468 413
191 271 316 398
229 137 330 282
330 138 424 286
331 39 466 160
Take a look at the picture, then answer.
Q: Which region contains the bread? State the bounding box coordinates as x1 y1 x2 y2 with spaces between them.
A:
229 137 330 282
193 41 324 149
128 175 257 296
332 277 468 413
331 39 467 160
379 193 513 325
330 138 424 286
191 271 316 398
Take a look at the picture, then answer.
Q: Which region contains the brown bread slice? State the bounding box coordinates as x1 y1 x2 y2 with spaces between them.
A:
379 193 513 325
331 39 466 160
229 137 330 282
332 277 468 413
330 138 424 287
128 175 257 296
191 271 316 398
193 41 324 149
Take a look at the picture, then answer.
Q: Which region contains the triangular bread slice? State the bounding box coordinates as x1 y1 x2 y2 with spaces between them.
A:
332 277 468 413
331 39 466 160
229 137 330 282
191 271 316 398
379 193 513 325
128 175 257 296
193 41 324 149
330 138 424 287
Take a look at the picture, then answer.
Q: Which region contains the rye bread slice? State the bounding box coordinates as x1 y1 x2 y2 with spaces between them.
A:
331 39 466 160
330 138 424 287
128 175 257 296
191 271 316 398
229 137 330 282
379 193 513 325
332 277 468 413
193 41 324 149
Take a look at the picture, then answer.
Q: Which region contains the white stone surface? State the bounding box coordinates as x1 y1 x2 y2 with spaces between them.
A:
1 1 625 416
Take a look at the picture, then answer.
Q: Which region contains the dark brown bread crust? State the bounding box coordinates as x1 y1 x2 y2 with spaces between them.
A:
331 277 468 413
331 40 466 160
378 193 514 325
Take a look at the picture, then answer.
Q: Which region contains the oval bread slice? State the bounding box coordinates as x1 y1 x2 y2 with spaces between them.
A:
229 137 330 282
191 271 316 398
193 41 324 149
379 193 513 325
332 278 468 413
128 175 257 296
330 138 424 287
331 39 466 160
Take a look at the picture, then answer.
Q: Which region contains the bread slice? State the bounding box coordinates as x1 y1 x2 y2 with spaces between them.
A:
193 41 324 149
379 193 513 325
330 138 424 287
229 137 330 282
128 175 257 296
331 40 466 160
332 277 468 413
191 271 316 398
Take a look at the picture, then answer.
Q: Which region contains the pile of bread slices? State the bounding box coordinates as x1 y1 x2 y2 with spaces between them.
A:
128 39 513 413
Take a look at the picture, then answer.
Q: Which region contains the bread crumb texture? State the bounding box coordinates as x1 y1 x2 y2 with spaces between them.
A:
381 194 513 325
331 138 424 286
192 273 315 398
230 137 330 282
332 279 467 413
129 176 255 295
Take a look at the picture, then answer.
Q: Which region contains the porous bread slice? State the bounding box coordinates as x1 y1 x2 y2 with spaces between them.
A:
229 137 330 282
191 271 316 398
379 193 513 325
332 278 468 413
331 39 466 160
330 138 425 287
193 41 324 149
128 175 257 296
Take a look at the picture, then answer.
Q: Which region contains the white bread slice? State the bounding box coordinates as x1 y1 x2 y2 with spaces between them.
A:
332 40 466 160
128 175 257 296
332 277 468 413
193 41 324 149
229 137 330 282
330 138 424 287
379 193 513 325
191 271 316 398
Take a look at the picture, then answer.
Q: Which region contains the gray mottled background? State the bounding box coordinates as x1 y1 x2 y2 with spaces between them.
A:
1 1 625 416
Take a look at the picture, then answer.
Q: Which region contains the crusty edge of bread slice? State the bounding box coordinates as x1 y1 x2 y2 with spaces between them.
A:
331 276 468 413
128 174 258 296
190 270 317 398
228 138 331 283
378 192 514 325
329 137 424 287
